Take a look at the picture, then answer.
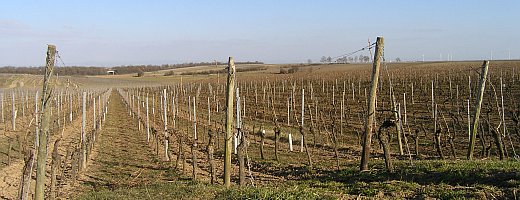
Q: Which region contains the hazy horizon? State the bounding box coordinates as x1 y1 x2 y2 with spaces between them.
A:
1 0 519 67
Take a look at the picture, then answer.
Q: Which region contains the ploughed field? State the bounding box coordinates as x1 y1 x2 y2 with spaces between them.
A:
1 61 520 199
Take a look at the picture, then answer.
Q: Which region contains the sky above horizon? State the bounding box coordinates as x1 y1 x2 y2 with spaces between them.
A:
1 0 518 66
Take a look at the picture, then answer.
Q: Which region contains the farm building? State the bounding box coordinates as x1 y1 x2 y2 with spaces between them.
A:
106 70 116 75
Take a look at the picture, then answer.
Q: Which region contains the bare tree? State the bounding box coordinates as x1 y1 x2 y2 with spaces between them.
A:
320 56 327 63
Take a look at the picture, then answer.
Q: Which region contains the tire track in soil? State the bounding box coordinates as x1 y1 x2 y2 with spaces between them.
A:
66 91 171 199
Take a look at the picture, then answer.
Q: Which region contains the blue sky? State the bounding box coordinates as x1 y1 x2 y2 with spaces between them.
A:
0 0 518 66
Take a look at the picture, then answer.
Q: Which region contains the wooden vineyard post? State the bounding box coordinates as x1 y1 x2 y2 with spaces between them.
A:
70 93 73 122
193 97 197 141
81 92 87 169
35 44 56 200
236 88 247 185
1 92 3 124
238 131 248 186
431 80 435 119
173 94 177 131
97 95 100 129
403 93 407 125
391 89 404 156
287 97 293 151
233 90 238 155
35 91 39 148
224 57 236 188
235 88 241 155
192 97 197 181
300 88 305 152
93 97 96 130
22 91 25 119
341 90 345 142
270 96 280 162
104 93 107 122
411 82 414 104
146 94 150 143
12 92 16 131
138 95 141 131
467 99 470 141
501 77 516 157
163 89 169 161
50 139 61 200
207 129 216 184
360 37 383 171
236 89 246 185
207 96 211 129
467 61 489 160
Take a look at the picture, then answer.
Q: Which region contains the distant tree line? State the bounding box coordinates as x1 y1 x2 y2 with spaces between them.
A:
318 55 403 64
168 65 267 76
320 55 371 64
0 61 264 76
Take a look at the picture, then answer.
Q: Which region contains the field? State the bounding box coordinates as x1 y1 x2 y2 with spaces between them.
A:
1 60 520 199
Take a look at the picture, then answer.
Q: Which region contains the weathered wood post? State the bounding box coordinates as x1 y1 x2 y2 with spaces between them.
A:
360 37 383 171
98 95 102 130
207 128 216 184
163 89 169 161
192 97 198 181
0 92 3 124
146 94 150 143
467 99 471 141
193 97 197 140
235 88 241 155
341 90 345 142
224 57 236 188
50 139 61 200
287 97 293 151
81 92 87 169
35 44 56 200
300 88 305 152
391 88 404 156
137 95 141 131
70 92 73 122
238 130 247 186
467 61 489 160
35 91 39 148
93 96 96 130
12 92 16 131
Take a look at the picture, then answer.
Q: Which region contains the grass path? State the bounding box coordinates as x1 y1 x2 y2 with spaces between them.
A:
68 91 174 198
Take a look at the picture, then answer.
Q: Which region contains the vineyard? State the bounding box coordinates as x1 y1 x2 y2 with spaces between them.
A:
1 45 520 199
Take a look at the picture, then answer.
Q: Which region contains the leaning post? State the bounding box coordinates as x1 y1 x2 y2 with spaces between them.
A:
360 37 384 171
467 61 489 160
224 57 236 188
